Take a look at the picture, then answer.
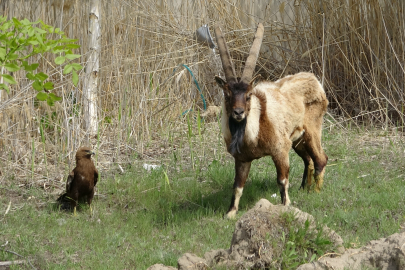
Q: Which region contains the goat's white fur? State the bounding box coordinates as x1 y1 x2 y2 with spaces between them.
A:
226 187 244 219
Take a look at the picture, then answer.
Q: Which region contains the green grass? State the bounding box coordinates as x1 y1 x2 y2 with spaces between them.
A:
0 125 404 269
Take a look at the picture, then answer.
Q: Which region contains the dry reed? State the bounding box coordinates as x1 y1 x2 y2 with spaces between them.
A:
0 0 403 186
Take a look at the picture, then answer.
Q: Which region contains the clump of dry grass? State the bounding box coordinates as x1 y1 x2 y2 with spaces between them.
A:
301 0 405 127
0 0 403 186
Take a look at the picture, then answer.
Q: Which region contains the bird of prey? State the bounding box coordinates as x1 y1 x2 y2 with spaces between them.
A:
57 147 98 215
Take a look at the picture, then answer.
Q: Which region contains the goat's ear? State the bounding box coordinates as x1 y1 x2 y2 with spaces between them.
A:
215 76 226 89
250 74 262 88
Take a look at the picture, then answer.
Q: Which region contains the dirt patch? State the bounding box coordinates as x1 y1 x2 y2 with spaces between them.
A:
297 233 405 270
148 199 405 270
200 199 343 269
147 264 177 270
177 253 207 270
150 199 343 269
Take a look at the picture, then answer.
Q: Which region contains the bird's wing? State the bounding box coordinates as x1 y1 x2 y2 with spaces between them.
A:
66 171 74 192
94 168 98 186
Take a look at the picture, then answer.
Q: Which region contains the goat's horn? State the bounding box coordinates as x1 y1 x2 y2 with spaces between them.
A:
214 25 237 83
240 23 264 84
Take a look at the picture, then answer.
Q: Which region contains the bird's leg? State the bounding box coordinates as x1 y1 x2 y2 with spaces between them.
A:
88 192 94 217
70 193 78 217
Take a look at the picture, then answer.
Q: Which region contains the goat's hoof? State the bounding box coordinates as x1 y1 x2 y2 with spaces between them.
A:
306 184 314 193
224 209 238 219
282 200 291 206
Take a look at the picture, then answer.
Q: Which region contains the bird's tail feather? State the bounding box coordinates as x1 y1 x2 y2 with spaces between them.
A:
56 193 75 210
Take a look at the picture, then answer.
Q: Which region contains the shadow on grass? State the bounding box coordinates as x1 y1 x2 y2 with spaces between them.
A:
100 157 309 228
46 200 92 216
152 173 281 226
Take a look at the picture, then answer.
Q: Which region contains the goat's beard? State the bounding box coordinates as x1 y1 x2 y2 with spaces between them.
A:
228 116 247 155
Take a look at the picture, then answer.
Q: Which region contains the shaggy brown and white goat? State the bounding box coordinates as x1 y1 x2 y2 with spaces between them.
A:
214 23 329 218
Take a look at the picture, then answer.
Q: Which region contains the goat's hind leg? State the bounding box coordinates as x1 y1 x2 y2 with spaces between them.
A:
314 159 326 192
293 142 315 191
302 129 328 192
308 148 327 192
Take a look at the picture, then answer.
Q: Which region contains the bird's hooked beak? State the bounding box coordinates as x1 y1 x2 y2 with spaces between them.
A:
87 150 95 156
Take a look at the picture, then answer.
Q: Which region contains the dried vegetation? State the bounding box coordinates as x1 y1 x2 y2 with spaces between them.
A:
0 0 404 186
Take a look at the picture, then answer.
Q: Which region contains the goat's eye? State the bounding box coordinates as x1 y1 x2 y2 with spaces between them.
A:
246 95 251 101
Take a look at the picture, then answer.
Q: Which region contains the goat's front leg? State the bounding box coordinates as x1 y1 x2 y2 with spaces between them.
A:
272 153 291 206
226 159 251 219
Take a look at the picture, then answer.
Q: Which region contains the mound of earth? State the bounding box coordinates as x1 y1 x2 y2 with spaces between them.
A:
146 264 176 270
297 232 405 270
148 199 405 270
202 199 344 269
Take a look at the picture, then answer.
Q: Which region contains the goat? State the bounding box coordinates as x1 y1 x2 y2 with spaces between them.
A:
214 23 329 218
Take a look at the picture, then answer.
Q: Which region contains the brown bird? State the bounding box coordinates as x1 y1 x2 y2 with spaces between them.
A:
57 147 98 215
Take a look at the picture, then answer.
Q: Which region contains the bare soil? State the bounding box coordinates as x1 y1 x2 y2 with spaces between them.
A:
148 199 405 270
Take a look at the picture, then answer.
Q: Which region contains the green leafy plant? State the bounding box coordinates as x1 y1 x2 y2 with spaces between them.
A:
280 213 333 269
0 16 82 105
282 239 300 269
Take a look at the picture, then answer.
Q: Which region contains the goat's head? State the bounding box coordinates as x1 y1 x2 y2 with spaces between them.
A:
214 23 264 123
